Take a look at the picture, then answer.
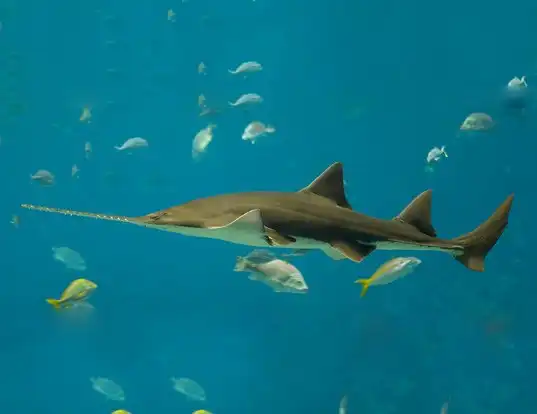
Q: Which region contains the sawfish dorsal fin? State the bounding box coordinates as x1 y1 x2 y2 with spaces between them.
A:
299 162 352 209
394 190 437 237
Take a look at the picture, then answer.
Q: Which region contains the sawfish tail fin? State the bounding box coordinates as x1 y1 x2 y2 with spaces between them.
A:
452 194 514 272
20 204 135 223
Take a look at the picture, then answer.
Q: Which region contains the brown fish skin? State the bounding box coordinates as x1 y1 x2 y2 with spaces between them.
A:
20 163 514 272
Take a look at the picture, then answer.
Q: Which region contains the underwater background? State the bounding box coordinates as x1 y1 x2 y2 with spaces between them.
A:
1 0 536 413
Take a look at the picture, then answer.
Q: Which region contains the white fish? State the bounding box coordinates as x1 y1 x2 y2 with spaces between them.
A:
228 61 263 75
339 395 348 414
114 137 148 151
52 246 87 271
192 124 216 160
90 377 125 401
234 250 309 294
507 76 527 90
426 145 448 163
30 169 55 186
425 145 448 172
504 76 529 110
84 141 92 159
355 257 422 297
241 121 275 143
460 112 494 131
171 377 206 401
229 93 263 107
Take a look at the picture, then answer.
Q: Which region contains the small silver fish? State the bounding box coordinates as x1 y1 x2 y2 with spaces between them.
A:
507 76 527 90
425 145 448 172
114 137 148 151
84 141 92 159
241 121 275 143
339 395 348 414
192 124 216 160
234 250 309 294
30 169 55 186
460 112 494 131
229 93 263 107
228 61 263 75
504 76 529 110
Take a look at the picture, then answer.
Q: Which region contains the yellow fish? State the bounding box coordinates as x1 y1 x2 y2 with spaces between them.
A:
46 278 97 309
112 410 131 414
355 257 421 297
193 410 212 414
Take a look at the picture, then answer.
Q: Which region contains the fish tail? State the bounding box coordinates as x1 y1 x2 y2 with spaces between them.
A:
355 279 370 297
234 256 248 271
20 204 134 224
46 298 62 309
228 69 235 74
451 194 514 272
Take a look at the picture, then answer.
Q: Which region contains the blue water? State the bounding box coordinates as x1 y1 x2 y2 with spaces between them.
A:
1 0 536 413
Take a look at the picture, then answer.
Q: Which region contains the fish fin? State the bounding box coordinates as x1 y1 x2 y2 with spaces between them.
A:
246 249 276 262
452 194 514 272
46 298 62 309
394 190 437 237
264 227 296 246
282 249 309 257
330 242 375 263
248 273 259 280
21 204 135 224
354 279 370 297
234 256 248 271
300 162 352 209
210 209 265 234
322 247 347 260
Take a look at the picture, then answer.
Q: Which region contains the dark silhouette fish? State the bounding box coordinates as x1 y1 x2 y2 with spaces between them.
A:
21 162 514 272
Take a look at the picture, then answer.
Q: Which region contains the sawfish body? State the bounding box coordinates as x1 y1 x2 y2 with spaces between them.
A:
21 162 514 272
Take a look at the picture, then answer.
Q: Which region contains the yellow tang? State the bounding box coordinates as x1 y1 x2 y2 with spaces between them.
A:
46 278 97 309
193 410 212 414
112 411 131 414
355 257 421 297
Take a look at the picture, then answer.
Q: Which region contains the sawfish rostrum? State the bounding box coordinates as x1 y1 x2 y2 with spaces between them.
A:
21 162 514 272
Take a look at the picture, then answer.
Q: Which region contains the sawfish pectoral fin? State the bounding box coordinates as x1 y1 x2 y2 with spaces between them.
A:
329 241 376 263
322 247 347 260
264 227 296 246
208 209 265 234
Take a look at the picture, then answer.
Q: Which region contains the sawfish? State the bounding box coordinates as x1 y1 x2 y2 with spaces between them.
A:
21 162 514 272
